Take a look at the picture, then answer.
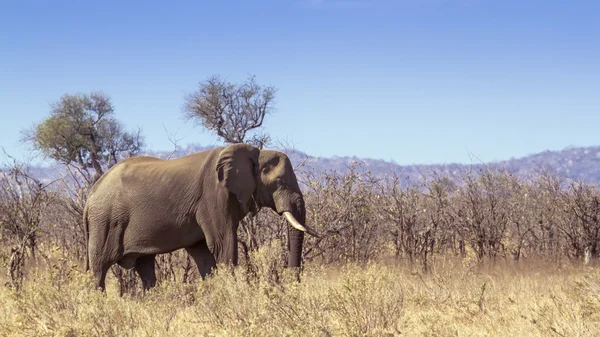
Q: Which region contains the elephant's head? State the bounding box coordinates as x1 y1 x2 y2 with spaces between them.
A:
216 143 320 269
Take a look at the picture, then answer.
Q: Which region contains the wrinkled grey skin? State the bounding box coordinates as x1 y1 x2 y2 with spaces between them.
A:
84 143 309 291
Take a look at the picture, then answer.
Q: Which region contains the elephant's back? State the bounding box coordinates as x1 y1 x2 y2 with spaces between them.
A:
86 155 196 212
86 157 161 211
88 156 163 194
85 148 220 221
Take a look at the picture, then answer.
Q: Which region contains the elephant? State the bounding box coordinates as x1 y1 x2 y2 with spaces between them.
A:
83 143 320 291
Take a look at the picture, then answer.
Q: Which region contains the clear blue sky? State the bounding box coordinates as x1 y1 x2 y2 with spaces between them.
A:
1 0 599 165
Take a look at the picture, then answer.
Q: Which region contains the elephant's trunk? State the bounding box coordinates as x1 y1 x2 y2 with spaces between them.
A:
273 191 319 271
289 227 304 269
282 198 321 269
287 202 306 269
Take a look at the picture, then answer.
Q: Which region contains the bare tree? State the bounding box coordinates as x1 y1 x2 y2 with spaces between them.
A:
560 181 600 261
380 174 420 262
182 74 276 148
0 155 54 289
302 162 385 264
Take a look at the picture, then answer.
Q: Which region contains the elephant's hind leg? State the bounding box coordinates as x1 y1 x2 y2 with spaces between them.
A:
185 241 216 279
88 245 111 291
134 255 157 292
91 261 111 291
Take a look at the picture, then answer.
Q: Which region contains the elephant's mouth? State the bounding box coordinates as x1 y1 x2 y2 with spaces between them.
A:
270 209 321 238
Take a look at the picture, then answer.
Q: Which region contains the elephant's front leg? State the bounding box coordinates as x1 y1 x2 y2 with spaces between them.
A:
185 241 217 279
209 230 238 266
134 255 157 292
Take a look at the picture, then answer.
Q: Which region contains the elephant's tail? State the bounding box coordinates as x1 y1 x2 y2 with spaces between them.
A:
83 203 90 272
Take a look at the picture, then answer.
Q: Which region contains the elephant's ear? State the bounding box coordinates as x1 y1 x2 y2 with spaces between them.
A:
216 143 260 213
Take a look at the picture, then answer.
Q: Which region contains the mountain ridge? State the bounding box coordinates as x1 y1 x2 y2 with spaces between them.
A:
140 144 600 185
11 144 600 186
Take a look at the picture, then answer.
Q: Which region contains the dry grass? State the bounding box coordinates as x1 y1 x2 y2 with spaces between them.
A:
1 244 600 337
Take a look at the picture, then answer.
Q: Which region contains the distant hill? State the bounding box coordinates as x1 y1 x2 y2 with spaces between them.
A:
13 144 600 186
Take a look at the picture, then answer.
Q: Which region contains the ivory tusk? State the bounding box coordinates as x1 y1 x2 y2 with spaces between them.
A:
283 211 321 238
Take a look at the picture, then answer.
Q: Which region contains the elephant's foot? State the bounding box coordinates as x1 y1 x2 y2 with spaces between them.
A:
91 263 110 292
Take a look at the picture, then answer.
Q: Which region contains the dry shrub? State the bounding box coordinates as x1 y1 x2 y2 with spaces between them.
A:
295 163 600 269
0 161 53 290
301 162 387 265
327 263 404 336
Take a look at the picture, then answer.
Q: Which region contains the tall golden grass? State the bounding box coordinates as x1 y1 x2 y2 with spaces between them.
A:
1 242 599 337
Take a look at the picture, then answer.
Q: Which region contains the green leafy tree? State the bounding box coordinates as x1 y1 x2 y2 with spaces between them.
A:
24 91 143 183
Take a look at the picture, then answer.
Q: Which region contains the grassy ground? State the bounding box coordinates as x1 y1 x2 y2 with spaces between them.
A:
1 247 600 336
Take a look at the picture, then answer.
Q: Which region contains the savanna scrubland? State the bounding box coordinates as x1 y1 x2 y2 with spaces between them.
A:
2 83 600 336
2 158 600 336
